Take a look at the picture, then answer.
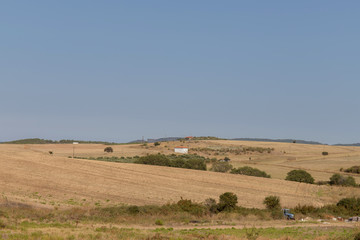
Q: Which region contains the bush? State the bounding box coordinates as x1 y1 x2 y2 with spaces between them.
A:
337 198 360 213
354 232 360 240
230 166 271 178
135 154 170 166
285 170 314 184
315 180 329 185
155 219 163 225
330 174 357 187
127 205 140 214
182 158 206 170
322 151 328 156
210 162 233 173
134 154 207 170
104 147 113 153
204 198 218 214
218 192 238 212
154 142 161 146
224 157 230 162
263 196 280 210
176 199 206 216
293 204 317 215
344 166 360 174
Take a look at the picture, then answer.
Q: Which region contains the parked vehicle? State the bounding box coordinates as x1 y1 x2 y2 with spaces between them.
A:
282 208 295 220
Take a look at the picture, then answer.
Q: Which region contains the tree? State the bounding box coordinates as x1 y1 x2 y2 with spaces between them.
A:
218 192 238 211
230 166 271 178
154 142 161 146
330 174 357 187
104 147 113 153
263 196 281 210
285 170 314 184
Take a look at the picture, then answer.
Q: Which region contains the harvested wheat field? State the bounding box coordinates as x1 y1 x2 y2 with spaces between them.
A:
1 142 360 209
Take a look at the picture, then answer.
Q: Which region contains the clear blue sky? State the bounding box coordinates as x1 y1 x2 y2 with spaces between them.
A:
1 1 359 144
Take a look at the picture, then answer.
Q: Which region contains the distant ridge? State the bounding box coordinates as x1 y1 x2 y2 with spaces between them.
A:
231 138 324 145
1 138 118 145
129 137 181 143
334 143 360 146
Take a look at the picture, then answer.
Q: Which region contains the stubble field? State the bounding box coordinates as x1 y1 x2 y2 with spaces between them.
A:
1 140 360 209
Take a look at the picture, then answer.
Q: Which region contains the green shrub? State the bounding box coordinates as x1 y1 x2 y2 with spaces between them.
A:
104 147 113 153
155 219 163 225
230 166 270 178
135 154 170 166
134 154 207 170
210 162 233 173
344 166 360 174
315 180 329 185
263 196 280 210
127 205 140 215
293 204 317 215
182 158 206 170
337 198 360 213
218 192 238 212
285 170 314 184
204 198 218 214
176 199 206 216
154 142 161 146
330 174 357 187
322 151 328 156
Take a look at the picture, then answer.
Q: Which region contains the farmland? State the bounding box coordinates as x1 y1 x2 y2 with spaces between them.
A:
1 140 360 239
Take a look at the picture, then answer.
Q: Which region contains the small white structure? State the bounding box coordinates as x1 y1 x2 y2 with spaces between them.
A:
174 146 188 154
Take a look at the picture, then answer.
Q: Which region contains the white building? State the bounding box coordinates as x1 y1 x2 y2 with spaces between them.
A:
174 146 188 154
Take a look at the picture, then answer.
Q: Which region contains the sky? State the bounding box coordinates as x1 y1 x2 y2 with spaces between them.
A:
1 1 360 144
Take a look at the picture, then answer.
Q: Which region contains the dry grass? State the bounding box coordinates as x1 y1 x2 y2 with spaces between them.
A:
1 141 360 210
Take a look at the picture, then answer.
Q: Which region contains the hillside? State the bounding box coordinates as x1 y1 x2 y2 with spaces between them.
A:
1 142 360 209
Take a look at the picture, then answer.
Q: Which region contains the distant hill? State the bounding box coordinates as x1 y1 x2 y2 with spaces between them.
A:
129 137 182 143
129 136 225 143
231 138 324 145
334 143 360 146
1 138 118 145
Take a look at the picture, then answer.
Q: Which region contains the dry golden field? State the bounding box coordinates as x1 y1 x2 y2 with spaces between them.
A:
1 140 360 210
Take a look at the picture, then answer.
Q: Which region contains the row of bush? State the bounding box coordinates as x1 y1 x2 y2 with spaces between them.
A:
191 146 274 155
209 162 358 188
341 165 360 174
134 154 207 170
81 194 360 220
283 169 358 187
210 162 271 178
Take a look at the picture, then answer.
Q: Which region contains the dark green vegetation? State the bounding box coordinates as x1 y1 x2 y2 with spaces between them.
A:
315 173 358 187
74 156 138 163
135 154 207 170
103 146 113 153
330 174 357 187
74 154 208 170
231 166 271 178
263 196 281 210
285 170 315 184
192 146 274 155
342 166 360 174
